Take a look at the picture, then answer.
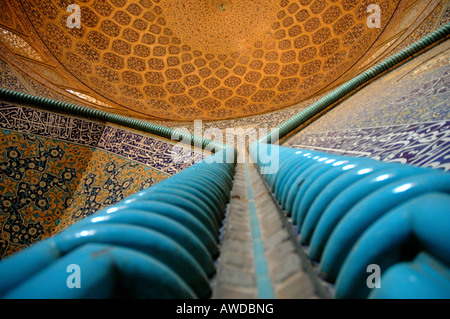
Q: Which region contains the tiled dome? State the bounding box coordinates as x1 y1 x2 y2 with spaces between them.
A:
7 0 399 121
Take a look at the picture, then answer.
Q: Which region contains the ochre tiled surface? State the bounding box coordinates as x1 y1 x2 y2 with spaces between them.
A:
162 0 450 146
0 128 173 259
0 103 207 259
0 130 93 258
1 0 435 121
54 147 169 234
1 0 447 123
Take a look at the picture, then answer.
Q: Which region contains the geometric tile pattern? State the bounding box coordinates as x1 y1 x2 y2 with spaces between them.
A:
53 147 170 234
285 120 450 171
133 1 450 132
0 102 206 174
283 39 450 172
0 104 207 259
6 0 400 121
0 130 93 258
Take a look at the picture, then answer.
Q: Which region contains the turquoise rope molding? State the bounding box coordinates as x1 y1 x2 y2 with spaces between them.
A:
0 149 236 298
0 21 447 300
249 145 450 299
257 23 450 145
0 87 234 156
247 24 450 299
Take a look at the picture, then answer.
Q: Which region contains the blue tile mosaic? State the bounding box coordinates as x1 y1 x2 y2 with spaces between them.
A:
286 120 450 171
0 102 105 147
0 102 206 174
98 125 206 176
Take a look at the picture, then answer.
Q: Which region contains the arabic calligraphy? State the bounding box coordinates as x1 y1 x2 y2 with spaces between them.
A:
98 125 205 175
0 103 206 174
286 120 450 171
0 102 105 147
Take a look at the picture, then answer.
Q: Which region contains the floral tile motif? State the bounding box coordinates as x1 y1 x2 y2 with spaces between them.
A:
0 131 93 258
0 104 206 258
0 59 30 95
54 148 170 233
98 125 205 175
283 43 450 171
285 120 450 171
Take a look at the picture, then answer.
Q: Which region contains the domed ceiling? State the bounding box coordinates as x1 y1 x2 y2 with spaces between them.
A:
5 0 401 121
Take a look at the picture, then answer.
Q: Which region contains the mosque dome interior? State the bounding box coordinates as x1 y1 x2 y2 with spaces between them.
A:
0 0 449 300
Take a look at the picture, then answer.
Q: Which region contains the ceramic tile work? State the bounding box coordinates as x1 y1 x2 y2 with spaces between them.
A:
283 42 450 171
337 66 449 129
0 27 43 61
54 148 169 233
98 125 205 176
0 59 30 95
0 55 115 113
286 121 450 171
0 103 206 258
0 102 206 173
392 0 449 54
0 130 93 258
438 1 450 28
1 0 446 124
0 54 152 120
0 102 105 147
148 0 450 138
4 0 402 121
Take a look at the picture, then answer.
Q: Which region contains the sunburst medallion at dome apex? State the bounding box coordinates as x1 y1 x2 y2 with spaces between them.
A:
16 0 400 121
162 0 279 54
